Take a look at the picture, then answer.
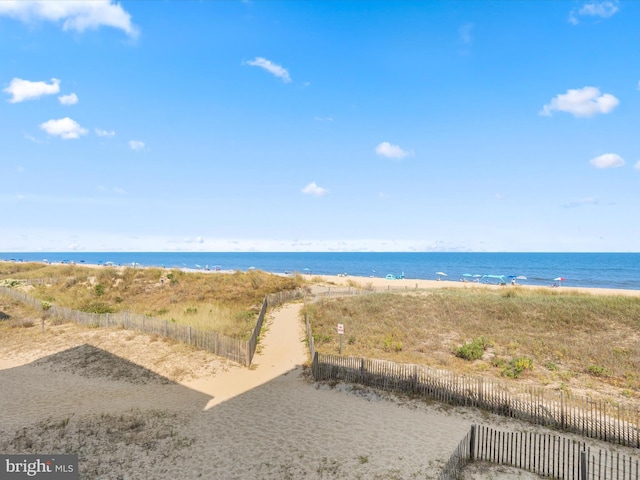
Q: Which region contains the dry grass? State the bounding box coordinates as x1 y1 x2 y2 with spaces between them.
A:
0 263 306 338
304 287 640 400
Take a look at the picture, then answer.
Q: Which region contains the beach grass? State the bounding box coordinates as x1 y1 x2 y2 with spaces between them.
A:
0 263 306 339
304 286 640 396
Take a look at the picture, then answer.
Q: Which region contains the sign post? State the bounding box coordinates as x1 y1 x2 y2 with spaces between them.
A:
337 323 344 354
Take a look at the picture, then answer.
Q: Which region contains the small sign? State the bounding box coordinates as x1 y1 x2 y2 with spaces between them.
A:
337 323 344 335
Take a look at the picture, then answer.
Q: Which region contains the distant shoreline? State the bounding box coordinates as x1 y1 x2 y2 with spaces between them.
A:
3 258 639 297
313 273 640 297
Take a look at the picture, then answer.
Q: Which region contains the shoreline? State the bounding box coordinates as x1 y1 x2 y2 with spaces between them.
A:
2 258 639 297
313 273 640 297
2 251 639 292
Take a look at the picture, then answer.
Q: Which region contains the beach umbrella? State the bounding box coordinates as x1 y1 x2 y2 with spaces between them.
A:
516 276 527 280
435 271 447 280
462 273 473 277
554 277 566 286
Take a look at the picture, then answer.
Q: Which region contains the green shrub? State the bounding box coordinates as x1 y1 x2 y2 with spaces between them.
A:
313 333 332 344
587 364 610 377
502 356 534 378
455 336 492 361
80 302 115 314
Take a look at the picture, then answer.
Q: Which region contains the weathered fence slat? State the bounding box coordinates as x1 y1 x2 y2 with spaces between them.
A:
311 351 640 451
441 425 640 480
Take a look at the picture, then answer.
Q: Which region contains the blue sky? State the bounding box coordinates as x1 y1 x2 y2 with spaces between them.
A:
1 0 639 253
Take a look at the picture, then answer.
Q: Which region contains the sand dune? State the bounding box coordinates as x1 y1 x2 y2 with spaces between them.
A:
0 295 635 478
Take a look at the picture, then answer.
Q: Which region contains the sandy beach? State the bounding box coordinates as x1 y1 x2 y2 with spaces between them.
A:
312 272 640 297
1 272 638 479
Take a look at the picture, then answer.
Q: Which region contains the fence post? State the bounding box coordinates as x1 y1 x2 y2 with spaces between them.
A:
580 450 587 480
312 351 319 379
470 424 476 461
188 326 192 345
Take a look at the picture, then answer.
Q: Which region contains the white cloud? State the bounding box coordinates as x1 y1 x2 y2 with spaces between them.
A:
39 117 88 139
129 140 145 151
569 1 619 24
579 1 619 18
245 57 291 83
4 77 60 103
314 116 334 122
540 86 619 117
183 237 205 244
23 132 42 143
564 197 599 208
458 23 474 44
302 182 328 197
95 128 115 137
590 153 625 168
0 0 138 37
58 93 78 105
113 187 126 195
634 161 640 170
375 141 412 159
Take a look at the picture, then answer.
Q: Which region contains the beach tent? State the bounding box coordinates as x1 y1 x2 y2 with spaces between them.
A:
480 274 507 285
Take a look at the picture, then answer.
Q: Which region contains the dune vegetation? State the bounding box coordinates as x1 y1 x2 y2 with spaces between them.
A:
0 262 306 339
303 287 640 399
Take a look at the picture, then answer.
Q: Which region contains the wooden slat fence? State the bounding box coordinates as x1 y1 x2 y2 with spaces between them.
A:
304 314 316 360
1 285 304 367
312 353 640 450
439 427 473 479
440 425 640 480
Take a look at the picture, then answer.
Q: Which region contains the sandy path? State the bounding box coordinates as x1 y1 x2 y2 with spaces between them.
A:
185 302 309 409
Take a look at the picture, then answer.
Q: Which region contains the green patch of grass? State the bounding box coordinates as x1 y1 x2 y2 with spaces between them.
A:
501 356 534 379
454 337 492 361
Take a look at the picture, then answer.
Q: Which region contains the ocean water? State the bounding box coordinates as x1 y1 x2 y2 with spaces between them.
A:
1 252 639 291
